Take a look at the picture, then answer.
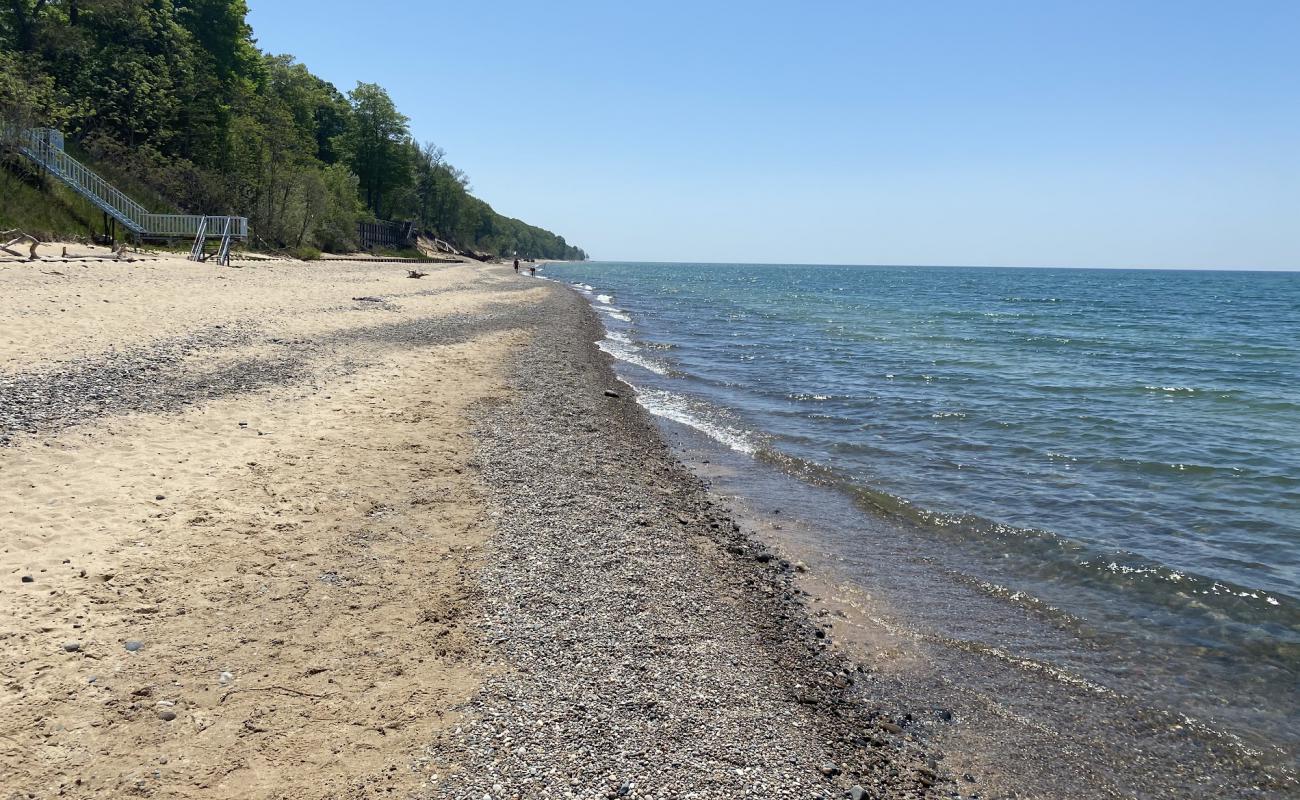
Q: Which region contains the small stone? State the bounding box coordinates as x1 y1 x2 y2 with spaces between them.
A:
62 641 81 652
155 495 165 501
124 640 143 652
157 710 177 722
820 761 841 777
879 721 903 734
604 389 621 398
219 671 234 684
848 787 867 800
794 560 809 573
20 575 33 583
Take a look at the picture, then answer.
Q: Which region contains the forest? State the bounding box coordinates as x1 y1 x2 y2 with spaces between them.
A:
0 0 587 260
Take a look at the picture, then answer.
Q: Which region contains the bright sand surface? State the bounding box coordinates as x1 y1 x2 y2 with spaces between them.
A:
0 251 534 796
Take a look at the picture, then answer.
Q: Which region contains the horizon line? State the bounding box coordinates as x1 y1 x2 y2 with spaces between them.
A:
580 259 1300 273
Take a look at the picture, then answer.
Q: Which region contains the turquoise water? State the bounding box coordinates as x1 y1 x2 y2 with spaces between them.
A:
544 261 1300 756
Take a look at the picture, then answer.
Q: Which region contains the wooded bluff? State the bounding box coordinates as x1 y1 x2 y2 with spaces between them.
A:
0 1 586 260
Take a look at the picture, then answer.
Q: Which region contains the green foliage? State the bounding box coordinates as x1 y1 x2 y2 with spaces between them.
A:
0 0 585 259
337 82 411 218
0 156 102 240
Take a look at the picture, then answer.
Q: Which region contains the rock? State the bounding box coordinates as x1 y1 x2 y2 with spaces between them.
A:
20 575 33 583
219 671 234 684
878 721 903 734
820 762 841 777
604 389 621 398
157 710 177 722
848 787 867 800
155 494 165 500
794 561 809 573
124 640 143 652
62 641 81 652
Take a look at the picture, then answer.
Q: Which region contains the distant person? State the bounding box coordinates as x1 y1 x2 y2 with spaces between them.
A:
513 258 519 272
529 265 536 276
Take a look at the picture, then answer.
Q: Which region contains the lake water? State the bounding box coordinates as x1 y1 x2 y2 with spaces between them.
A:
543 261 1299 790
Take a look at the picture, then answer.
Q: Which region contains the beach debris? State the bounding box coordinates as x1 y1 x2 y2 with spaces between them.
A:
352 296 384 302
0 229 41 260
62 641 82 653
603 389 621 398
406 269 428 279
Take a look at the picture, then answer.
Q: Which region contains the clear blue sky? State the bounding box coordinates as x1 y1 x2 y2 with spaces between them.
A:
247 1 1299 269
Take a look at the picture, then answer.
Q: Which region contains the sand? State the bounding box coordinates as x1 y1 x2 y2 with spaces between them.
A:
0 250 527 797
2 249 945 799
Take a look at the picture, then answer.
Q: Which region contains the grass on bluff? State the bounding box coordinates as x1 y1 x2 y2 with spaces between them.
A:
0 161 105 242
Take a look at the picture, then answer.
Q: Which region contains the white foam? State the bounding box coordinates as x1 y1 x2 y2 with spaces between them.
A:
596 294 614 304
597 338 668 375
633 386 757 455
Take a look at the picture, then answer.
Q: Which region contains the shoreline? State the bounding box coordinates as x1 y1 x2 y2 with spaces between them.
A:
543 264 1297 798
5 253 1288 797
422 283 939 797
0 255 937 798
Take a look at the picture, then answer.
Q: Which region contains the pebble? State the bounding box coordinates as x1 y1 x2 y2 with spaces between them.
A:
62 641 81 652
422 290 937 798
124 640 143 652
604 389 621 398
157 710 177 722
21 575 34 583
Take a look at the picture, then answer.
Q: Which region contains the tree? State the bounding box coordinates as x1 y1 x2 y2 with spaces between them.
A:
1 0 51 52
338 82 410 218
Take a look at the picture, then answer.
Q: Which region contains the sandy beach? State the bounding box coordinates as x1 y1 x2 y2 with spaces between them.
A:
0 251 936 798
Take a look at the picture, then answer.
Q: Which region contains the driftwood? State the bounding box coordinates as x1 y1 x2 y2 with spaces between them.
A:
0 229 40 260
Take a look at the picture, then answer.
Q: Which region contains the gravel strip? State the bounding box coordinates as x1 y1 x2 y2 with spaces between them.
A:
421 288 942 799
0 305 529 444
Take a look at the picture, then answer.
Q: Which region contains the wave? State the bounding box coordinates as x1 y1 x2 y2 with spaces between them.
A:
633 386 759 455
754 447 1298 629
597 335 669 375
594 305 632 322
596 294 614 304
